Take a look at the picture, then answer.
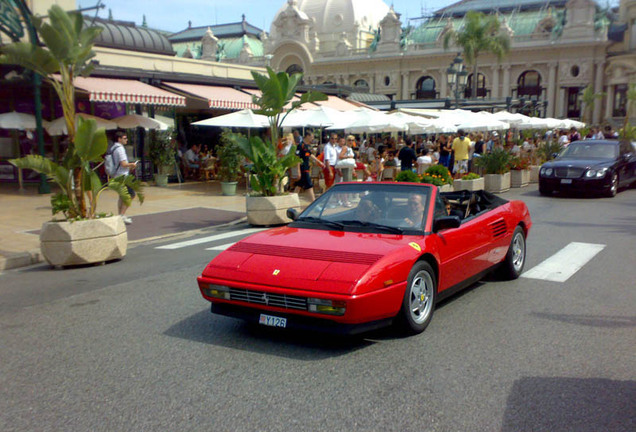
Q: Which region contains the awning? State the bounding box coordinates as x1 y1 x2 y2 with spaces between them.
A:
314 95 369 111
73 76 186 107
163 82 258 110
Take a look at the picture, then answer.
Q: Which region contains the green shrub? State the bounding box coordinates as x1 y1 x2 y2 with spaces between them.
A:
536 141 563 163
395 170 420 183
423 165 453 184
420 174 444 186
461 172 481 180
474 148 511 174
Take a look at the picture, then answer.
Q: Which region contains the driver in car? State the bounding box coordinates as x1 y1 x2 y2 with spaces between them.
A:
403 194 425 228
355 197 381 223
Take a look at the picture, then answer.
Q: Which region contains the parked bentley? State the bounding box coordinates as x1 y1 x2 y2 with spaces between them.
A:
539 139 636 197
197 182 532 336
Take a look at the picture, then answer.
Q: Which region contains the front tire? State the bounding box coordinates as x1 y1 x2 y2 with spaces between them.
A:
497 225 526 280
539 182 552 196
397 261 437 334
605 172 618 197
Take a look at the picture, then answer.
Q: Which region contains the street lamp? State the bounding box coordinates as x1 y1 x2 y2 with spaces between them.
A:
446 53 468 109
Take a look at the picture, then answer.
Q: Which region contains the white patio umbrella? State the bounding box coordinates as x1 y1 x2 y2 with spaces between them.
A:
327 108 405 133
46 113 118 136
491 111 529 126
386 111 458 134
560 118 586 129
192 109 269 128
0 111 41 130
112 114 170 130
280 105 341 128
447 111 509 132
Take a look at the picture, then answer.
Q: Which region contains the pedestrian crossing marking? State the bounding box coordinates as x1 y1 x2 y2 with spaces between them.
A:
205 243 235 251
521 242 606 282
155 228 265 250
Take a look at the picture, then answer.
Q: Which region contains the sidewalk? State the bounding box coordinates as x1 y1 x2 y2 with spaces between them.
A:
0 180 254 271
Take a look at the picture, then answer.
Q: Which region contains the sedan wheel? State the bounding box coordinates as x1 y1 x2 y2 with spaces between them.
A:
398 261 436 334
606 172 618 197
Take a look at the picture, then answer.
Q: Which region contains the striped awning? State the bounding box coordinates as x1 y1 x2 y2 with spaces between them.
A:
163 82 258 110
73 77 186 107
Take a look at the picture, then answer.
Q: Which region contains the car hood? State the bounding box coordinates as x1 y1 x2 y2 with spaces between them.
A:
543 158 613 170
202 226 419 294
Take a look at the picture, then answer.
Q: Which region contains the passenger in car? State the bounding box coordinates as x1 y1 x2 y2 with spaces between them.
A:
355 197 381 223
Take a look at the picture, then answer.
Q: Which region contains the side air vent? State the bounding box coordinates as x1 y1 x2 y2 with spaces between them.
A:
489 219 507 238
229 242 383 265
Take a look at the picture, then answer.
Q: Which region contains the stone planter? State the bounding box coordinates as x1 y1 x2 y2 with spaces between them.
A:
438 184 454 193
452 177 484 191
484 172 511 193
220 181 238 196
511 169 530 188
246 193 301 226
154 173 168 187
529 165 540 183
40 216 127 267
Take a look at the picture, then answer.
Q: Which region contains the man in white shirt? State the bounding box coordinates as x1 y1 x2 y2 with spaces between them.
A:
111 131 137 224
184 144 201 168
323 133 338 189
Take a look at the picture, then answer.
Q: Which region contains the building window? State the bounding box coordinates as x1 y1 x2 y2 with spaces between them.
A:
354 79 369 89
517 70 542 97
465 73 487 98
415 76 436 99
613 84 627 117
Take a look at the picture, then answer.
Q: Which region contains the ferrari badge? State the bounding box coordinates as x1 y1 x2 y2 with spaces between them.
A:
409 242 421 252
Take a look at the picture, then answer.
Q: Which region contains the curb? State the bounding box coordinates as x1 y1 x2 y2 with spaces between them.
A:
0 249 42 272
0 216 249 273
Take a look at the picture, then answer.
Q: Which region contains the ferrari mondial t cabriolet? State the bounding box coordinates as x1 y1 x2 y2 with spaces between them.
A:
197 182 532 335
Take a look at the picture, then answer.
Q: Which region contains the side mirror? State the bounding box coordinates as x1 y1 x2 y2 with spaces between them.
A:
551 152 559 159
433 215 461 233
623 153 633 161
286 208 299 221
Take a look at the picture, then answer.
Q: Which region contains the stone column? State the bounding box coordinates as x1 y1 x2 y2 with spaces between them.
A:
557 87 566 118
605 84 614 120
593 62 605 123
491 65 500 98
546 62 557 117
402 72 410 100
501 65 511 98
440 70 448 99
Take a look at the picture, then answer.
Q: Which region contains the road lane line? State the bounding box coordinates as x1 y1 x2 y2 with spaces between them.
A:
155 228 264 250
205 242 236 251
521 242 606 282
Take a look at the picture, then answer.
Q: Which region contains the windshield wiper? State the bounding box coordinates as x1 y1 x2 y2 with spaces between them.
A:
338 220 404 234
296 216 344 230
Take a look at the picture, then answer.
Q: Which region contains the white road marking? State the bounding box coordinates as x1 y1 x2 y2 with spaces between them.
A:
521 242 606 282
155 228 264 250
205 242 236 251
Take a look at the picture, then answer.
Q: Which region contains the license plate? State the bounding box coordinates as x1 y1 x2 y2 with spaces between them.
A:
259 314 287 328
561 179 573 184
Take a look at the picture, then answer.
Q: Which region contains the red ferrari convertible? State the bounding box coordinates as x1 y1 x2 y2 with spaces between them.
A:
197 182 532 335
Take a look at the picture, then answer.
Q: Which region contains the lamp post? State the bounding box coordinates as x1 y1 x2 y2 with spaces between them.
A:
446 53 468 109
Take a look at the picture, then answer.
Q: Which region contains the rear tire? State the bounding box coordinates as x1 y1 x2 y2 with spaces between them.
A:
497 226 526 280
397 261 437 335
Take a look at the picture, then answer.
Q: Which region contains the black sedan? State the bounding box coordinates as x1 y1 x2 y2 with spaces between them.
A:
539 139 636 197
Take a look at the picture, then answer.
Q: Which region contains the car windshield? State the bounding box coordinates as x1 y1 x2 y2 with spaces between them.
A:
291 183 433 234
560 142 618 159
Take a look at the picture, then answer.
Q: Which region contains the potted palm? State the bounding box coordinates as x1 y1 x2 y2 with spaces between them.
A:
474 148 511 193
453 172 484 191
230 67 326 225
148 128 175 187
1 5 144 267
217 129 243 196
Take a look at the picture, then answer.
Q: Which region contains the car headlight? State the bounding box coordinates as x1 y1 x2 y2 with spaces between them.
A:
308 298 346 316
541 167 553 176
200 284 230 299
585 168 608 178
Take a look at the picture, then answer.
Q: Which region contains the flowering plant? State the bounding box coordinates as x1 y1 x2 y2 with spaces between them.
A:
508 156 531 170
421 165 453 185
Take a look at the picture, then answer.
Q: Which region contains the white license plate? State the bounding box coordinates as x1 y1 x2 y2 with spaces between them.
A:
259 314 287 328
561 179 573 184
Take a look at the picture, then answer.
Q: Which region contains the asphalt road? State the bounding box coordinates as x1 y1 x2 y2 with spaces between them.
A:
1 184 634 431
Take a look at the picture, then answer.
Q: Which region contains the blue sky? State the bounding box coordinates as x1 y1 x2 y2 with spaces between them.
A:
79 0 456 33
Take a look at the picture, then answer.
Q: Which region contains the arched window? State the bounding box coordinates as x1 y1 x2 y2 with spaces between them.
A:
517 70 542 97
464 73 487 98
354 79 369 88
415 76 436 99
285 64 303 75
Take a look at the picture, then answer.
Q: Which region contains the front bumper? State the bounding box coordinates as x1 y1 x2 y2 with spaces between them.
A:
539 176 610 193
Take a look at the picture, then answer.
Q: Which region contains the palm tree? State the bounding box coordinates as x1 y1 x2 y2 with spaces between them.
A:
443 11 511 99
619 82 636 139
0 5 143 219
581 84 604 124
